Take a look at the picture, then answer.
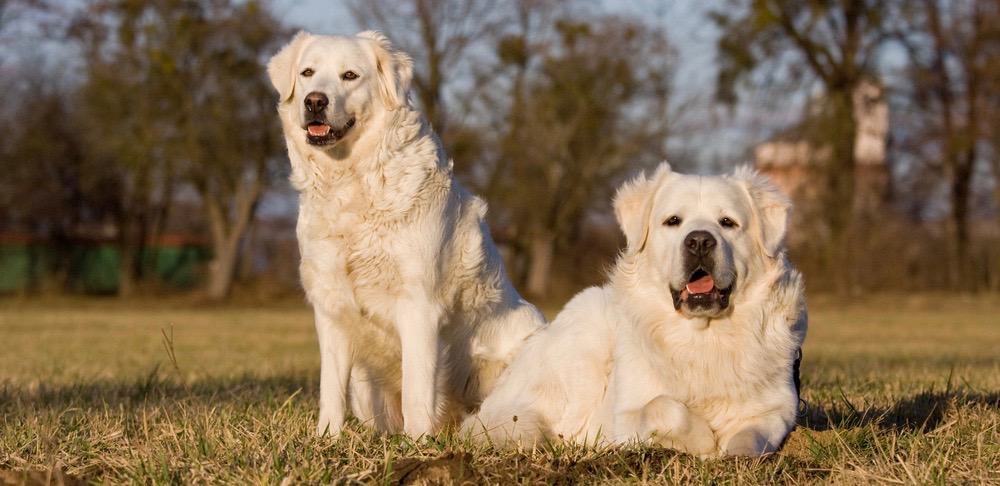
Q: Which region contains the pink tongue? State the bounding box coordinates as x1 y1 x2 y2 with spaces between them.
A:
686 275 715 294
308 124 331 136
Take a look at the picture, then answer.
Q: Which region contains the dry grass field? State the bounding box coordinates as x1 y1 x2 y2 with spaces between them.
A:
1 294 999 484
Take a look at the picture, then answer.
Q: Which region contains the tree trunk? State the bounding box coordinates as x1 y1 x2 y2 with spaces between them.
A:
206 237 240 300
993 155 1000 290
142 169 176 282
239 223 257 281
415 0 445 133
525 232 555 299
821 90 859 295
950 160 973 287
117 212 140 298
203 176 261 301
117 241 137 297
117 165 153 298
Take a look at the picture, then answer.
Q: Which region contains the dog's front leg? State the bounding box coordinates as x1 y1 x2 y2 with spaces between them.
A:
315 308 353 436
395 298 442 437
611 408 643 444
638 396 717 456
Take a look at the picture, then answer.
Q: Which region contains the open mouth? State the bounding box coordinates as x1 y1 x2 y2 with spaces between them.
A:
305 117 356 145
670 268 733 312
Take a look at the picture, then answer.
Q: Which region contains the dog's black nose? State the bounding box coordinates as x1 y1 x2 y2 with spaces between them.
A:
684 230 717 257
304 92 328 113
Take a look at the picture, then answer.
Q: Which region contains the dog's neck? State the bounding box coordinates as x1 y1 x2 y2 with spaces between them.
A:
282 104 445 197
281 103 454 225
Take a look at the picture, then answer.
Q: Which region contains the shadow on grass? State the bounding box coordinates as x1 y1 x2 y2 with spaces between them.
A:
799 389 1000 432
382 445 826 485
0 466 88 486
8 369 997 435
0 368 316 413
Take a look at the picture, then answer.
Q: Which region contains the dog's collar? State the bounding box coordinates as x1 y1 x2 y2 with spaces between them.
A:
794 347 805 418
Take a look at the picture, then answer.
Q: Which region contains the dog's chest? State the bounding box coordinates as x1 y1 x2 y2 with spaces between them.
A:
298 183 403 304
654 321 790 405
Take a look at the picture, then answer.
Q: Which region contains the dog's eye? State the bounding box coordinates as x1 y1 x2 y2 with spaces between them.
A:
719 217 738 228
300 68 315 77
341 71 359 80
663 216 681 227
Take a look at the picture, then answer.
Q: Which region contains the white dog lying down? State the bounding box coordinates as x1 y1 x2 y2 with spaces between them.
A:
465 163 807 456
268 31 544 437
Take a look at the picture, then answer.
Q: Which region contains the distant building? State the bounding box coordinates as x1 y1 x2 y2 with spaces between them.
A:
754 80 889 214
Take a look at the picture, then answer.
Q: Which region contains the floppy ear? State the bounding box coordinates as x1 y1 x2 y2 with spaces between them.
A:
732 166 791 258
614 163 672 254
357 30 413 110
268 31 310 102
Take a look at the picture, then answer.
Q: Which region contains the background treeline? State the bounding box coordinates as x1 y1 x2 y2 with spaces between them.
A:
0 0 998 301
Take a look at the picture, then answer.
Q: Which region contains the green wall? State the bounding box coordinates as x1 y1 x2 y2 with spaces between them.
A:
0 243 210 294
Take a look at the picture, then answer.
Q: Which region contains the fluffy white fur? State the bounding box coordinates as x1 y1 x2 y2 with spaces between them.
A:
465 163 807 457
268 31 544 437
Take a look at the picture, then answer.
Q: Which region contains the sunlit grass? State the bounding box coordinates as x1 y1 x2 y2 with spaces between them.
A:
1 295 998 483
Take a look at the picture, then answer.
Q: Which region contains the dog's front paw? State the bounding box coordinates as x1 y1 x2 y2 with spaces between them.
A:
720 428 774 457
403 414 436 438
316 410 344 437
639 396 716 456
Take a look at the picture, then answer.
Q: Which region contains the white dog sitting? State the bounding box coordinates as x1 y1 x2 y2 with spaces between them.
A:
465 163 807 456
268 31 544 437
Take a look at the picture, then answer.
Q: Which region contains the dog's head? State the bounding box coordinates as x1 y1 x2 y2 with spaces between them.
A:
267 31 413 149
614 163 790 320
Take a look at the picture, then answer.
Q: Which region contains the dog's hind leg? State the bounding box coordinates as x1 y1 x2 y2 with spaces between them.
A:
349 365 402 432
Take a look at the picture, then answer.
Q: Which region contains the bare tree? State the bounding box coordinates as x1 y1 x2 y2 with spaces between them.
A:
176 1 285 300
348 0 500 135
490 15 676 298
72 0 284 299
897 0 999 286
990 13 1000 283
713 0 891 293
0 75 121 292
72 3 174 297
